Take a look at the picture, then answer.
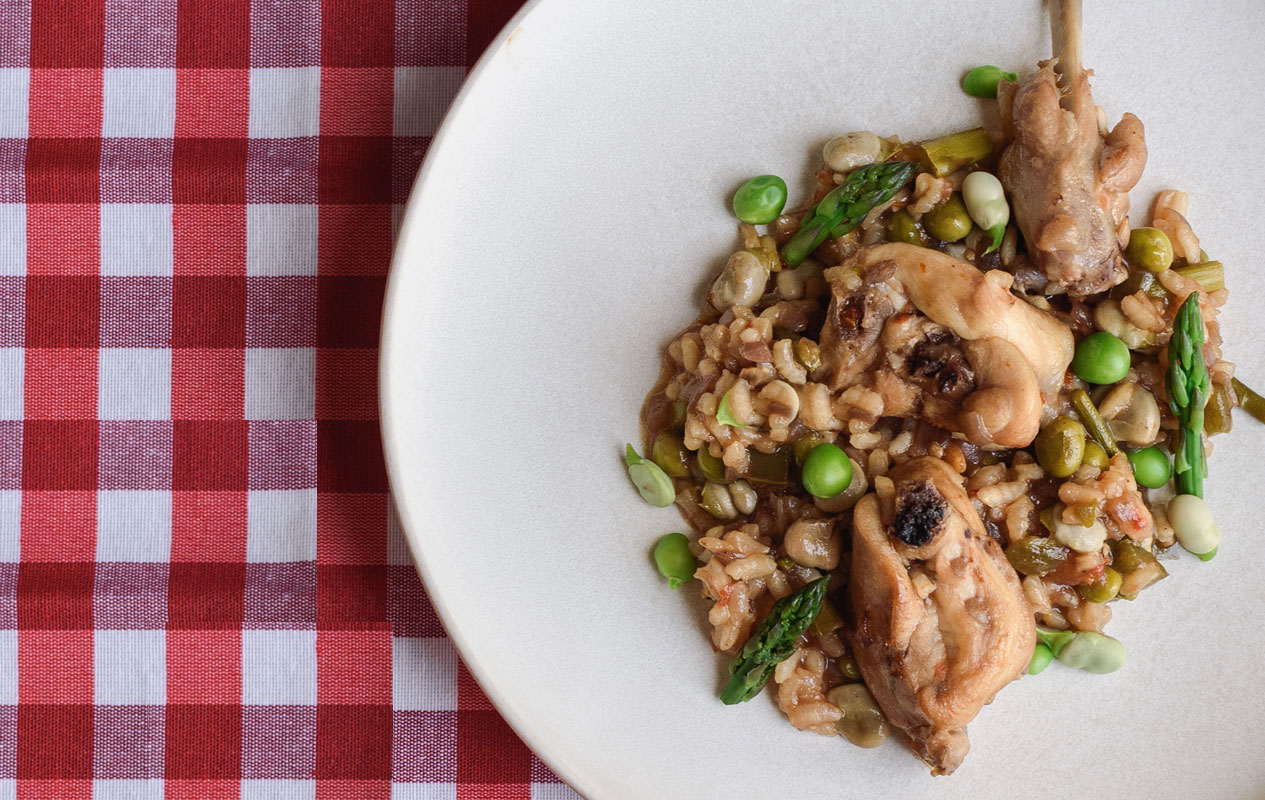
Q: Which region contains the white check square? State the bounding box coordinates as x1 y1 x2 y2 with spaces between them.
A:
246 204 318 277
531 785 583 800
242 781 316 800
392 638 457 711
100 204 174 277
0 631 15 705
0 492 19 561
98 348 171 421
0 205 24 276
393 67 466 137
102 68 176 138
245 348 315 420
247 489 317 563
0 349 23 419
241 630 317 705
94 630 166 705
93 781 163 800
97 490 172 563
391 784 457 800
0 69 29 138
248 67 321 137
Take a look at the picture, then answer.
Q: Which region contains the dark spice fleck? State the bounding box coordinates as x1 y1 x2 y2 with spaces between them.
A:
891 480 947 547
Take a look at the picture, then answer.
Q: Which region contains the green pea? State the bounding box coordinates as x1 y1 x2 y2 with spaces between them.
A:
793 433 830 466
1081 440 1110 470
961 65 1018 98
922 193 972 242
1072 332 1131 385
1034 416 1086 478
801 443 852 498
1126 446 1171 489
1027 642 1054 675
885 209 923 246
1125 227 1174 273
694 446 730 484
653 533 696 589
732 175 788 224
651 431 690 478
1077 566 1123 603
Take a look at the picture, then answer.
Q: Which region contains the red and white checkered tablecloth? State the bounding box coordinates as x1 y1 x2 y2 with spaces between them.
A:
0 0 581 797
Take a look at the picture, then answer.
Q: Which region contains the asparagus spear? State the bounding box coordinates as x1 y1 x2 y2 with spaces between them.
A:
1070 388 1119 456
720 576 830 704
1166 293 1211 497
781 161 918 267
1231 377 1265 424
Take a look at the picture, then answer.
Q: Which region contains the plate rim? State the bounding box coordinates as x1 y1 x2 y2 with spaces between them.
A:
378 0 594 796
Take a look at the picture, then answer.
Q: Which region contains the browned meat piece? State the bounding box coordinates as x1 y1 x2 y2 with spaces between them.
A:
816 259 908 389
816 244 1072 447
848 457 1035 775
998 0 1146 296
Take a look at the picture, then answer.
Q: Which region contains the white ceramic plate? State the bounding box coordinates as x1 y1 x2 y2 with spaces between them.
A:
381 1 1265 797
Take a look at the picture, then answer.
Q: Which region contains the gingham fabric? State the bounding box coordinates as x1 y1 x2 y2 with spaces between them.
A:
0 0 582 797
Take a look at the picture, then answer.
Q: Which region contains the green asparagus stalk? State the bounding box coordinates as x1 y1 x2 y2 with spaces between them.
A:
781 161 918 267
1166 293 1211 497
1070 389 1119 456
1231 377 1265 424
720 576 830 704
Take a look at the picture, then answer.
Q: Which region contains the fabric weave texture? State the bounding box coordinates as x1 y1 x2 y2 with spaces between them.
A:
0 0 580 797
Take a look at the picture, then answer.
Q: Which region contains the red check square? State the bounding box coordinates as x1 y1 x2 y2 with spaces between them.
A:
24 348 96 420
320 0 394 66
19 490 95 562
164 704 243 779
320 67 393 135
316 276 385 348
174 0 249 68
17 705 93 778
22 420 97 490
316 565 386 626
317 492 386 564
318 136 392 204
457 710 532 785
173 420 248 490
172 348 244 420
316 421 387 493
24 138 99 203
315 705 392 779
28 69 103 137
165 780 242 800
17 562 93 630
25 276 99 347
317 204 392 276
167 562 246 630
171 491 247 562
315 348 379 420
175 68 249 138
18 630 93 702
172 276 246 347
173 204 246 276
30 0 104 68
316 628 391 704
26 203 100 276
172 138 247 203
167 629 241 703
